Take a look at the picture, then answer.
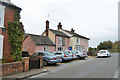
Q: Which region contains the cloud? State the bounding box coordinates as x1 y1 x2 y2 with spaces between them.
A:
11 0 118 47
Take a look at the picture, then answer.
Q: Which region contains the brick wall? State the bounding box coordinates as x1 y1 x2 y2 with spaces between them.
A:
56 36 69 51
2 6 16 58
2 62 23 76
23 36 36 55
0 28 2 35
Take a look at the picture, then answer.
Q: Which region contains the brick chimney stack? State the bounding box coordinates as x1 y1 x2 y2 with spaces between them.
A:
57 22 62 30
46 20 49 30
71 28 75 33
46 20 49 36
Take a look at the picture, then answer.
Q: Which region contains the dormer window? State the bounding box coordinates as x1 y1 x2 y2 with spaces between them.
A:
0 4 5 28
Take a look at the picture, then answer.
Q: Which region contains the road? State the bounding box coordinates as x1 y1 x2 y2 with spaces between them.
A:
30 53 118 78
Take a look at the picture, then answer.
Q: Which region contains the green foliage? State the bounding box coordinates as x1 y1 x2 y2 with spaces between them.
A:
88 47 97 56
97 41 113 50
96 40 120 53
8 10 24 62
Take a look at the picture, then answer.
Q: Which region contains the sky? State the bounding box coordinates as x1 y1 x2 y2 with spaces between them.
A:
11 0 119 48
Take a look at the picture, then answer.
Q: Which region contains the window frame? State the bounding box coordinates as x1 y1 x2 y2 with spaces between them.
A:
0 4 5 28
77 37 79 43
58 37 62 46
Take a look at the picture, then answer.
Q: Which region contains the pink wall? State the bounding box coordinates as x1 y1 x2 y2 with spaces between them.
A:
35 45 55 53
80 38 89 52
23 36 36 55
56 36 69 51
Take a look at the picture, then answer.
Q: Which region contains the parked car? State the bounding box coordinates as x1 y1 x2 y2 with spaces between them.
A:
97 50 111 57
54 51 72 61
73 50 88 59
33 51 62 66
68 50 77 59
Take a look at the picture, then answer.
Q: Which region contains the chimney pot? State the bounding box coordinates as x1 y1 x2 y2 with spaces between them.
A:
71 28 75 33
58 22 62 30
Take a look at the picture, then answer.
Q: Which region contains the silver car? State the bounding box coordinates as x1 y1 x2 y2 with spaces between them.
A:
68 50 77 59
54 51 72 61
33 51 62 66
73 50 88 59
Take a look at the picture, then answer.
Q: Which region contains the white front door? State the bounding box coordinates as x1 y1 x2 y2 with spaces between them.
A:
0 35 4 59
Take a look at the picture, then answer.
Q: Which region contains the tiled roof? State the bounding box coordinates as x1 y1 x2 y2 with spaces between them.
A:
49 29 70 38
0 1 21 10
62 29 90 40
25 33 55 46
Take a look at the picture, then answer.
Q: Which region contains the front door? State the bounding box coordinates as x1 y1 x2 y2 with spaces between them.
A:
0 35 4 59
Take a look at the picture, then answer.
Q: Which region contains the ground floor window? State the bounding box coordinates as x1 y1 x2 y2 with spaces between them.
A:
75 45 81 51
43 47 48 51
57 47 63 51
0 35 4 59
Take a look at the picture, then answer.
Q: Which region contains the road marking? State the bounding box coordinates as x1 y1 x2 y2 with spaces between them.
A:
113 67 120 80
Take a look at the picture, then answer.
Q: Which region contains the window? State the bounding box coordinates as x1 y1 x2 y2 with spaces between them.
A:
57 47 63 51
43 47 48 51
77 38 79 43
62 38 65 46
58 37 62 45
0 5 5 27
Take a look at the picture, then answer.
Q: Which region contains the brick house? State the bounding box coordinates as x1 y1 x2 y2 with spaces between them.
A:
23 34 56 55
42 20 70 51
0 0 22 59
58 23 90 52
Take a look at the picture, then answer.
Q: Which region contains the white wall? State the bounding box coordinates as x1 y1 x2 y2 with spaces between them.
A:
0 35 4 59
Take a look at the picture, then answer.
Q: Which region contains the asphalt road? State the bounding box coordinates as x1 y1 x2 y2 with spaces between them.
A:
30 53 118 78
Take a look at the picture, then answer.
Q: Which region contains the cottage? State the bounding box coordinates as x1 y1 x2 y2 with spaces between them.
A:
42 20 70 51
23 34 56 55
0 0 22 59
58 23 90 52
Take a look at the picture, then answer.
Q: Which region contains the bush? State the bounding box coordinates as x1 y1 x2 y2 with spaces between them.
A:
2 57 15 63
88 50 97 56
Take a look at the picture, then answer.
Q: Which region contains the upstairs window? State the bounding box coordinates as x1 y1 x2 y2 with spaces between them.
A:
77 38 79 43
62 38 65 46
58 37 62 45
0 5 5 27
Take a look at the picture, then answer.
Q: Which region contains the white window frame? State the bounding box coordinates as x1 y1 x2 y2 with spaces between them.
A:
0 35 4 59
0 4 5 28
58 37 62 46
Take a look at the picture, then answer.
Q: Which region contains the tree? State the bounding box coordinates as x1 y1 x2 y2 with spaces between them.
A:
97 41 113 50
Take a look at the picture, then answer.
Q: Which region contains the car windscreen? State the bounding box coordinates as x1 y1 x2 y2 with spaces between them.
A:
33 53 38 55
46 52 55 56
54 53 62 55
63 51 69 55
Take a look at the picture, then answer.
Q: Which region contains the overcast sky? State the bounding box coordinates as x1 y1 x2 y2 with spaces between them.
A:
11 0 118 48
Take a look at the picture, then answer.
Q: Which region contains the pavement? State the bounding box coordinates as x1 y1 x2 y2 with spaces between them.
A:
2 68 48 80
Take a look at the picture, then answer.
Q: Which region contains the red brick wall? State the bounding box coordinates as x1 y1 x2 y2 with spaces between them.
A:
2 62 23 76
2 6 17 58
23 36 36 55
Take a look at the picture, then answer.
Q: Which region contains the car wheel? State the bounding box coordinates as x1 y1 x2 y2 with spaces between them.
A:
43 60 48 66
77 55 80 59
